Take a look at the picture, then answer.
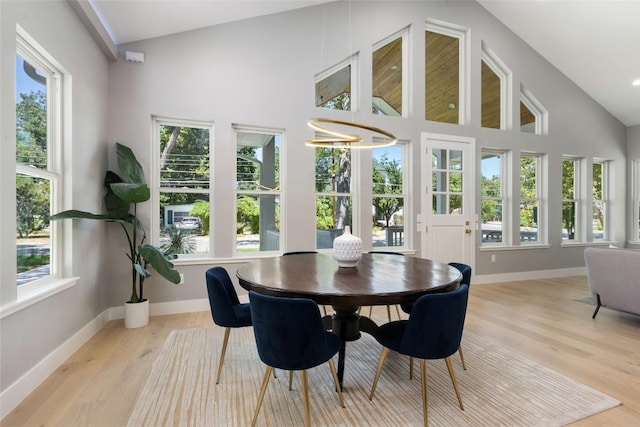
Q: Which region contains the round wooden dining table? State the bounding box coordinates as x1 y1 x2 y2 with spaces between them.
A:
236 252 462 387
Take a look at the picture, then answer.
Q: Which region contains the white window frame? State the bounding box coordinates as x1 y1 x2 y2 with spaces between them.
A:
372 27 409 118
3 29 77 316
233 125 284 256
480 149 508 247
151 116 214 259
520 84 549 135
481 42 513 130
314 146 359 250
592 159 609 242
519 152 543 245
562 156 583 243
633 160 640 242
425 19 470 125
370 141 409 250
314 53 359 112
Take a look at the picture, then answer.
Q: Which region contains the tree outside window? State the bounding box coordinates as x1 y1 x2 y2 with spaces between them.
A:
15 47 59 286
481 151 505 244
520 154 540 243
315 147 352 249
372 145 405 247
562 158 579 241
592 161 607 241
157 122 211 255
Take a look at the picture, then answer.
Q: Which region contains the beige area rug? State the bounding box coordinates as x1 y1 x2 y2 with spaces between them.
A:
127 319 620 426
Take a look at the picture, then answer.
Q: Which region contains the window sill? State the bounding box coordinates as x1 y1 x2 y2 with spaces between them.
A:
560 241 615 248
480 244 551 251
0 276 79 319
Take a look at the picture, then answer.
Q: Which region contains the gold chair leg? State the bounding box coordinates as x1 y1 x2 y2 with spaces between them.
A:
386 305 392 322
328 359 345 408
369 347 389 400
289 370 294 390
445 357 464 410
322 305 327 316
409 356 414 380
251 366 273 427
458 346 466 370
215 327 231 384
395 304 402 320
300 370 311 427
368 305 373 317
420 359 428 427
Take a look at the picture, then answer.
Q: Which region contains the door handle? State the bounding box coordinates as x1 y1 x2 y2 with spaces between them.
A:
465 229 471 234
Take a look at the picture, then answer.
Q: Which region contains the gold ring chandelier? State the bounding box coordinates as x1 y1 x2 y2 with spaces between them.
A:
305 118 398 148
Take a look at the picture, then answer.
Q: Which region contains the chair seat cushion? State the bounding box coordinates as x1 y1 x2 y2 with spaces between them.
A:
233 303 253 327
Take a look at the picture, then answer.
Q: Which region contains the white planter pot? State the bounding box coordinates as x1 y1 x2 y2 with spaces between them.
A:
333 226 362 268
124 299 149 328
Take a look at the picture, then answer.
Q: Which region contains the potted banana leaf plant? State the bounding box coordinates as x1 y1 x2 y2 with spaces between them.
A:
51 143 181 328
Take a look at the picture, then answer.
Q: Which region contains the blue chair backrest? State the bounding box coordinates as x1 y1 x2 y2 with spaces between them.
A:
205 267 243 327
400 284 469 360
448 262 472 286
249 291 332 370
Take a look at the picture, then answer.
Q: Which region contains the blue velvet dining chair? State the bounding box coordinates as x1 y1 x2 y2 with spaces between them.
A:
401 262 472 370
205 266 252 384
368 284 469 427
248 291 345 427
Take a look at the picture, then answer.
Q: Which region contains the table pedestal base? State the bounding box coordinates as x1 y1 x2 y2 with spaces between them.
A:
322 305 379 389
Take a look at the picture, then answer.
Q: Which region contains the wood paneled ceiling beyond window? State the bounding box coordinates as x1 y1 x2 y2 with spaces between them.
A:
321 31 522 129
372 37 403 115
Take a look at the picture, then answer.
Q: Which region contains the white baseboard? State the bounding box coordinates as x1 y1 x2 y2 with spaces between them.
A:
107 298 211 320
0 310 109 420
474 267 586 284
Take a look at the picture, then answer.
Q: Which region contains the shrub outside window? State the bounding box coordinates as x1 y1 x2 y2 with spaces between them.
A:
155 119 212 256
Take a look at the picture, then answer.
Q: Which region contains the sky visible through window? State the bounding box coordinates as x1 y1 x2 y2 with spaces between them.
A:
16 56 45 99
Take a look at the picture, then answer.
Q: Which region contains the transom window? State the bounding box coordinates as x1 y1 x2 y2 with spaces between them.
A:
520 84 548 135
372 29 407 117
315 55 357 111
425 20 469 125
481 43 511 130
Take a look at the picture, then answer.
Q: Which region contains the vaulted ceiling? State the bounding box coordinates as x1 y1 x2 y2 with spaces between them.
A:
89 0 640 127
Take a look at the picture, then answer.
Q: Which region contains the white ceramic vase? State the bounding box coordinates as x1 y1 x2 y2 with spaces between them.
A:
333 226 362 268
124 299 149 328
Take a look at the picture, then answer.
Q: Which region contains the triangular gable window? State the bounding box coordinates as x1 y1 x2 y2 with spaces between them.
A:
520 84 548 135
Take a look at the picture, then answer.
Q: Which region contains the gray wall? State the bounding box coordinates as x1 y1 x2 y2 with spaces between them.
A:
108 0 626 305
0 0 110 393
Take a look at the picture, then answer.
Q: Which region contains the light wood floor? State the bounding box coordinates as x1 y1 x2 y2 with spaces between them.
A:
2 276 639 426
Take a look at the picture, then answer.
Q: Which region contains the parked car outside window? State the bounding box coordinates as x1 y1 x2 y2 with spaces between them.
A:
176 216 202 232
